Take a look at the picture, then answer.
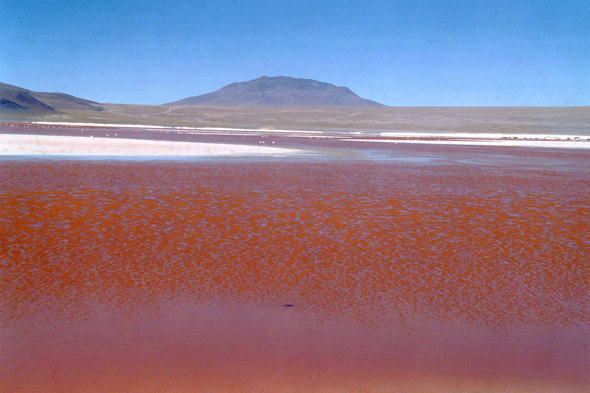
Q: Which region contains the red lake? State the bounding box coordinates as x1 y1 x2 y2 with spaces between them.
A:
1 155 589 392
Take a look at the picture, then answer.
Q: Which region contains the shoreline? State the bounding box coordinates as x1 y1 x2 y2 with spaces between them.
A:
28 121 590 141
0 134 304 156
2 122 590 158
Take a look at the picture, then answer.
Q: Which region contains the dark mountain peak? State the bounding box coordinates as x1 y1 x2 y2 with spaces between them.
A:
166 76 383 107
245 76 349 93
0 99 27 111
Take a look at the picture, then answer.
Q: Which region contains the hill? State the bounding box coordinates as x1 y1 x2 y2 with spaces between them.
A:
166 76 383 107
0 82 103 114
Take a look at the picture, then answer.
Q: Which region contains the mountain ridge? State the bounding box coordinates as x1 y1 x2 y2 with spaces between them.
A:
166 76 383 107
0 82 104 114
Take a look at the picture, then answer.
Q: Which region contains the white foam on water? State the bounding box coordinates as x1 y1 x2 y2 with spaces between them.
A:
349 139 590 149
379 132 590 142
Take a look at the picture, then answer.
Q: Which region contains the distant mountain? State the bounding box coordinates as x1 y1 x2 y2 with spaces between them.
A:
0 82 103 114
166 76 384 107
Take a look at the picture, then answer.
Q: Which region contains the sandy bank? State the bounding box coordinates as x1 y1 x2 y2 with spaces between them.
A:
0 134 303 156
33 121 324 134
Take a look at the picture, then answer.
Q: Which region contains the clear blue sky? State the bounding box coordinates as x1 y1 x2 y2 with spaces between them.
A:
1 0 588 106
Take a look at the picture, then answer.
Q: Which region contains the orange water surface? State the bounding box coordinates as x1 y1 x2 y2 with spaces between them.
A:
1 158 589 392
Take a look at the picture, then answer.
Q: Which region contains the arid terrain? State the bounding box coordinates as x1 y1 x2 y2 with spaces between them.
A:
2 104 588 136
2 80 589 136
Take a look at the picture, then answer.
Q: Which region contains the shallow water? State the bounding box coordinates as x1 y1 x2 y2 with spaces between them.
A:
1 158 589 392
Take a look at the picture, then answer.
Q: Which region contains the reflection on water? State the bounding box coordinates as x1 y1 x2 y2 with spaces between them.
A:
1 160 589 392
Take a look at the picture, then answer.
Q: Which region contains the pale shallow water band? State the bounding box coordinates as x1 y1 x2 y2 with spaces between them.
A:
0 134 304 156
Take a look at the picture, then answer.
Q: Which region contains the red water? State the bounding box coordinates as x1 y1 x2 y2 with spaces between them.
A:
1 160 589 392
